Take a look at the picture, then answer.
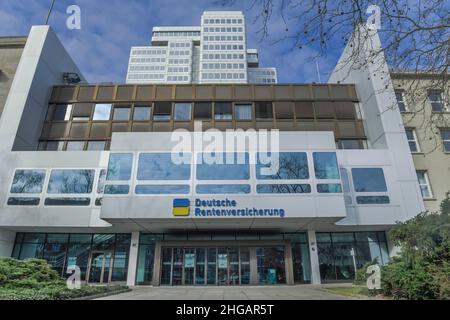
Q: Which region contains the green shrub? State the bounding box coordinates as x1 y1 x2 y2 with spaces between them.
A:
0 257 127 300
379 196 450 300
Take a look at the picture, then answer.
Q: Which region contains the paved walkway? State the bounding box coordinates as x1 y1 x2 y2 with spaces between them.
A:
97 284 365 300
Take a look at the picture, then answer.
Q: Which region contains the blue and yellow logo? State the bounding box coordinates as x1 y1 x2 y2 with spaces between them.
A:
172 199 190 216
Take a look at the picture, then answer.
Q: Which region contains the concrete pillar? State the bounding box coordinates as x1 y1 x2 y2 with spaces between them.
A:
152 241 162 286
126 232 140 286
0 229 16 257
249 247 258 285
307 230 321 284
285 242 294 285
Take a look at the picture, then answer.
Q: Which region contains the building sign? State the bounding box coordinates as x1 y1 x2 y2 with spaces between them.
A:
218 254 228 268
184 254 195 268
172 198 285 218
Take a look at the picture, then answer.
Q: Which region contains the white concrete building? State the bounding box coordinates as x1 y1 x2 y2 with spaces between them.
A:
0 23 426 287
126 11 278 84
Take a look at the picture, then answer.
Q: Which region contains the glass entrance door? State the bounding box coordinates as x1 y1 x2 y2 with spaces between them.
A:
88 251 113 284
160 247 255 286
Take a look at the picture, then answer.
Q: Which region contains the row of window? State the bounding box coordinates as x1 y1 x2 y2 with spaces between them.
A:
201 73 246 80
153 31 201 37
167 76 190 82
406 128 450 153
7 152 339 195
248 70 277 76
203 35 244 42
103 184 344 195
168 50 191 56
132 49 166 56
128 65 165 72
168 58 190 64
202 53 245 60
202 63 246 70
203 27 244 33
169 42 191 48
203 18 244 25
250 78 277 84
203 44 245 51
395 89 447 112
7 156 392 205
167 67 190 73
38 138 367 152
38 140 107 151
105 152 340 181
127 74 165 80
130 57 166 63
47 101 358 123
11 233 131 281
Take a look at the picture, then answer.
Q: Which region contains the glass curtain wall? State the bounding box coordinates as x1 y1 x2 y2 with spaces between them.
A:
317 232 389 282
12 233 131 282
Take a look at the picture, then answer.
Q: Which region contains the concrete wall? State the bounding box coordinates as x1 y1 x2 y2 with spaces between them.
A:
0 26 85 152
329 25 425 221
0 36 27 118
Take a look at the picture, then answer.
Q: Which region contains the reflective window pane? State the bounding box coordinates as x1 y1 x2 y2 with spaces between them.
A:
87 141 106 151
113 107 131 121
46 141 65 151
352 168 387 192
174 103 192 121
10 170 46 194
356 196 390 204
317 184 343 193
313 152 340 179
235 104 252 120
135 185 189 194
196 184 250 194
338 140 363 150
44 198 91 206
256 153 309 179
255 102 273 119
97 169 106 193
133 106 152 121
107 153 133 181
196 153 250 180
153 102 172 121
47 170 94 194
257 184 311 193
214 102 232 120
52 104 72 121
104 185 130 194
7 197 40 206
66 141 85 151
194 102 212 119
93 104 112 121
137 153 191 180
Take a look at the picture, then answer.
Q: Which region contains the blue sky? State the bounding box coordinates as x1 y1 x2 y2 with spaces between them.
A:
0 0 343 83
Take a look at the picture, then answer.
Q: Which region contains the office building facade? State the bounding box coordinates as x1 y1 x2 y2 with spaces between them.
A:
126 11 277 85
0 21 429 287
391 72 450 213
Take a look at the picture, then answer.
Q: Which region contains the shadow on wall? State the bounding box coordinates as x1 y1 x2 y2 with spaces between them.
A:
0 71 9 83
